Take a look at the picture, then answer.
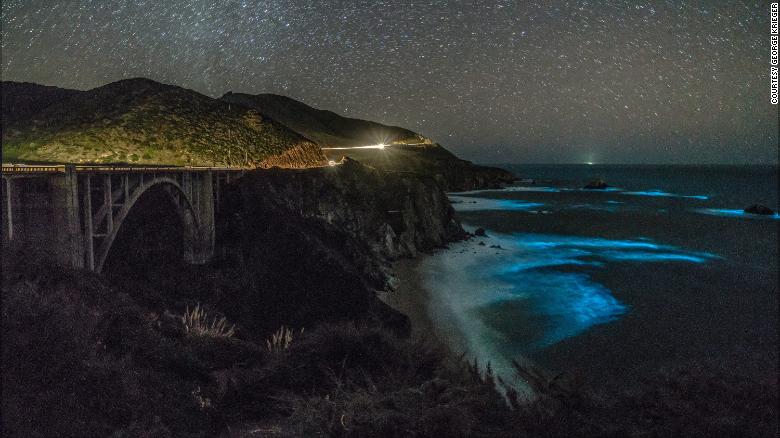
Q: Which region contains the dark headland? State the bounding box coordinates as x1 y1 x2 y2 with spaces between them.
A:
1 78 775 437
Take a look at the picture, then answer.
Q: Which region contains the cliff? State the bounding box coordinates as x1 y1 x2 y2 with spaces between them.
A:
214 159 465 333
1 78 327 168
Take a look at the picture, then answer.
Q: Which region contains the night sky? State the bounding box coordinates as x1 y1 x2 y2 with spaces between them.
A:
2 1 777 164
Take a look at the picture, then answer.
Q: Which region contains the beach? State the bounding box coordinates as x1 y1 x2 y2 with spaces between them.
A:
386 239 514 357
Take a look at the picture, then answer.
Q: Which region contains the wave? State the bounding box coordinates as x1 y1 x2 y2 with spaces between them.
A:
420 228 720 393
448 195 544 211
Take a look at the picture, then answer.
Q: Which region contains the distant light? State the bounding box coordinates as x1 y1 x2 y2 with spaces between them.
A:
321 143 389 150
586 162 594 165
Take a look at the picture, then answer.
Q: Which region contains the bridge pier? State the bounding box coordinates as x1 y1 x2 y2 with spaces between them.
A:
82 175 95 271
49 166 85 269
3 178 14 241
183 171 215 265
2 165 233 273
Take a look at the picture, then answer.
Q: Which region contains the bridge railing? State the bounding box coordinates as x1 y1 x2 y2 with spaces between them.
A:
1 164 248 175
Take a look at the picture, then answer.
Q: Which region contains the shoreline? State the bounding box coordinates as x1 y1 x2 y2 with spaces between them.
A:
383 254 468 356
382 257 446 346
383 232 516 363
384 235 540 398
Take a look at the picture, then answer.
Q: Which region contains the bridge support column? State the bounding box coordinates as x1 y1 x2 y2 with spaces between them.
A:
82 175 95 271
3 178 14 241
183 171 215 264
50 166 84 269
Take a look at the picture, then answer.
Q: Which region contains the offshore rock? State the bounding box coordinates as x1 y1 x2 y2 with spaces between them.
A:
584 178 610 190
744 204 775 215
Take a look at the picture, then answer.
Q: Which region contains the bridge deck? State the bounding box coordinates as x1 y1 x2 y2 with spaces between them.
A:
1 164 247 175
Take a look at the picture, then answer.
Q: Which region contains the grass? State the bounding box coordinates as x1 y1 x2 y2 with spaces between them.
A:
181 303 236 339
265 326 304 353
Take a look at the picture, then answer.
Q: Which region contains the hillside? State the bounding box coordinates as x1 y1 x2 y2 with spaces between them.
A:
220 92 427 147
1 82 85 126
1 79 326 167
220 92 516 190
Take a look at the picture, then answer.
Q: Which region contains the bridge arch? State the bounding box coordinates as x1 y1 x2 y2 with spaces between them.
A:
94 177 201 273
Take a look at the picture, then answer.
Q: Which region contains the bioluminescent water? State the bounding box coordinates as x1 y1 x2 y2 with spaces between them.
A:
570 186 623 192
621 189 709 200
423 166 780 394
425 164 777 394
696 208 780 220
422 227 720 392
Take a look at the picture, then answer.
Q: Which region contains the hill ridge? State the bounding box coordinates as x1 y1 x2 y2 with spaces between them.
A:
1 79 326 168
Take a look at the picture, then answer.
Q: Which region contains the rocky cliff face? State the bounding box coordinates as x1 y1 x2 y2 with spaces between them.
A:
430 160 517 191
216 159 465 332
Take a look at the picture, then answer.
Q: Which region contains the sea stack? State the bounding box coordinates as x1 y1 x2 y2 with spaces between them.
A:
584 178 610 190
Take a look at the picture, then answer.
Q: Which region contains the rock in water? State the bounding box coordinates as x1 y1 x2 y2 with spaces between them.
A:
474 228 487 237
744 204 775 215
584 178 609 190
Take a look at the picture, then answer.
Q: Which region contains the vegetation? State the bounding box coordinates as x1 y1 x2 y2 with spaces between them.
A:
2 254 776 437
181 303 236 339
219 92 516 190
221 92 427 148
266 326 304 354
1 79 326 167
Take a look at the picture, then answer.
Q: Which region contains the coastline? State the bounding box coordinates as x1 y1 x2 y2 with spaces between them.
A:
383 231 521 365
384 256 468 356
382 258 446 346
384 234 540 398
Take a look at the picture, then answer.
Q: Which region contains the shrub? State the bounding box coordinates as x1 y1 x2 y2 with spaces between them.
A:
0 261 219 437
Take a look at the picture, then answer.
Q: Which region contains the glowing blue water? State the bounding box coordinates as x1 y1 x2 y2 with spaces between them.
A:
495 235 718 348
561 187 623 192
696 208 780 220
426 230 721 369
621 189 709 200
433 164 777 394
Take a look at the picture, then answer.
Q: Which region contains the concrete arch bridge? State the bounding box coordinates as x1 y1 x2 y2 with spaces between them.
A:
1 165 244 272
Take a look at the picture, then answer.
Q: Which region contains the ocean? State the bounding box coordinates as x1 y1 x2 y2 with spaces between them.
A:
419 164 778 392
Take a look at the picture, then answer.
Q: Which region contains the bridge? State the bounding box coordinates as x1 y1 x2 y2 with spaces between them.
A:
1 164 245 272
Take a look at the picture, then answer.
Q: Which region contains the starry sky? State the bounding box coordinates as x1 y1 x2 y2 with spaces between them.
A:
2 1 778 164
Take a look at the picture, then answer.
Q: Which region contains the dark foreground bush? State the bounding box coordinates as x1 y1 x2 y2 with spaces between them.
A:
2 261 777 437
1 261 260 437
